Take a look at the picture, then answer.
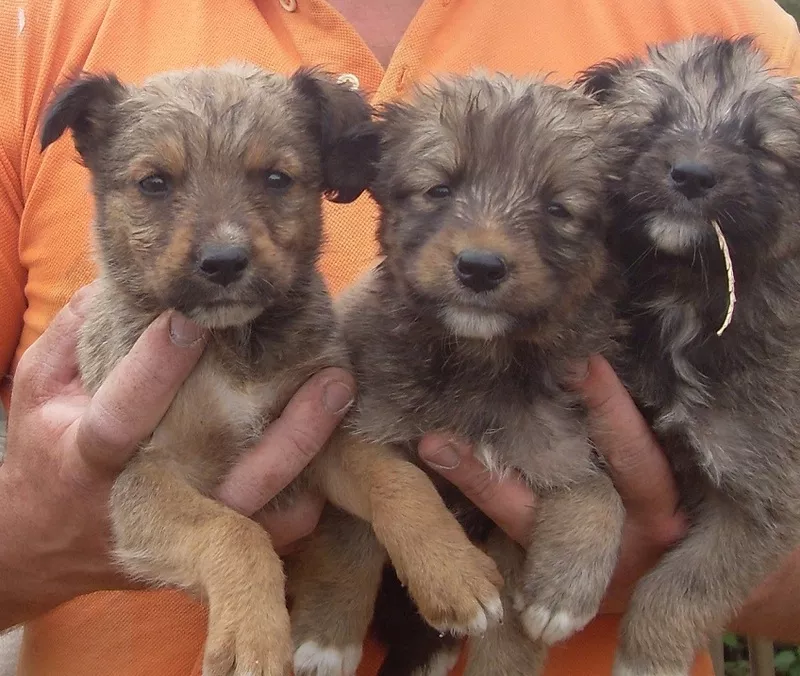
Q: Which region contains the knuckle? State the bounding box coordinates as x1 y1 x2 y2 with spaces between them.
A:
464 469 501 505
599 424 659 475
649 513 687 549
284 423 324 463
79 398 135 457
291 508 321 541
12 354 47 406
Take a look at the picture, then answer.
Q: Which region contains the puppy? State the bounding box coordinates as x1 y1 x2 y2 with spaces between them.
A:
578 36 800 676
290 73 626 676
41 64 504 676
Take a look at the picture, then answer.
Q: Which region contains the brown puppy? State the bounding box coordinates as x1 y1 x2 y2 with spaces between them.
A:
578 36 800 676
41 64 503 676
290 73 626 676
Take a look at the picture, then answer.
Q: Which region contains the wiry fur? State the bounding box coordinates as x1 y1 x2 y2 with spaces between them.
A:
39 63 374 676
290 74 627 676
41 64 504 676
578 35 800 675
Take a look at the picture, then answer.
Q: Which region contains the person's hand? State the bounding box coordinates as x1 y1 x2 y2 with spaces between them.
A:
729 545 800 643
417 354 687 615
0 284 354 629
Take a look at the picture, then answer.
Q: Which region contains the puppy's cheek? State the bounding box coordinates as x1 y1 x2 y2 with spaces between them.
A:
413 235 455 294
251 232 298 292
146 222 196 297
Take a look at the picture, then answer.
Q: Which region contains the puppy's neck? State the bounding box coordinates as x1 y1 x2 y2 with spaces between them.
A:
99 269 335 381
386 281 600 382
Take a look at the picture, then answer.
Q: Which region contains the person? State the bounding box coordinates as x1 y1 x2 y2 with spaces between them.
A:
1 0 799 674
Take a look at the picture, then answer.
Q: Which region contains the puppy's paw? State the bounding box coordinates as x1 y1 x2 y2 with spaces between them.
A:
406 546 504 636
203 604 292 676
293 641 362 676
514 599 594 645
410 647 461 676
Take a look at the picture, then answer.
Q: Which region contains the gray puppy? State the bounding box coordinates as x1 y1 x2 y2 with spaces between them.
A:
291 73 626 676
578 35 800 676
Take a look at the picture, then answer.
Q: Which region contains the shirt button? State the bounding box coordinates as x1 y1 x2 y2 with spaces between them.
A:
336 73 361 90
279 0 297 12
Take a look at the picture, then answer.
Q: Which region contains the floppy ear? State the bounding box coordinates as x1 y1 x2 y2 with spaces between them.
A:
574 58 632 103
40 73 126 161
291 68 380 203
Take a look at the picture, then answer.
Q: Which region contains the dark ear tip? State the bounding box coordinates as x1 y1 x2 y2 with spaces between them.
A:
39 72 124 153
324 187 364 204
40 125 60 152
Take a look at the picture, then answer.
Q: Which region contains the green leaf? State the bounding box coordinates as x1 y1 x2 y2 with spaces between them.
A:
788 661 800 676
775 649 797 671
722 632 741 648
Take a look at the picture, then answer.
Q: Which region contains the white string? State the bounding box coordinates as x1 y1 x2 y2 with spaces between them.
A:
712 219 736 336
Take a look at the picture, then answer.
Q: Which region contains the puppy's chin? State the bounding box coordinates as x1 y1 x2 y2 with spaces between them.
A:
440 306 512 340
645 214 710 255
187 303 264 329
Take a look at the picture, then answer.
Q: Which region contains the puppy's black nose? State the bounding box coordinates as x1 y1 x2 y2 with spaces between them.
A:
454 250 508 292
198 245 249 286
670 161 716 199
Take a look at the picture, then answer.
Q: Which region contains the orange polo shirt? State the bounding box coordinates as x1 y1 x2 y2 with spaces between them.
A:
1 0 799 674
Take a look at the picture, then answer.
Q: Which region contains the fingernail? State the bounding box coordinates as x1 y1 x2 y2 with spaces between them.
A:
421 443 461 470
169 312 205 347
566 359 590 385
323 380 354 415
68 282 98 317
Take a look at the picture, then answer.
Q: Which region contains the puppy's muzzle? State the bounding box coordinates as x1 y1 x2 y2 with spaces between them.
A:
198 244 250 287
454 249 508 293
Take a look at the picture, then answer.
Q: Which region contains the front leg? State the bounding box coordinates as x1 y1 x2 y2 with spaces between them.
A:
287 504 387 676
515 472 624 645
314 431 504 637
111 456 291 676
614 492 795 676
463 530 547 676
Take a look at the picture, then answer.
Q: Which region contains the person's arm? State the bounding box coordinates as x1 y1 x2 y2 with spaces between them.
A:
0 285 354 631
418 355 800 641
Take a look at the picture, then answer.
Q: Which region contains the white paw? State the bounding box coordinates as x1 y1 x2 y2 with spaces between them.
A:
293 642 362 676
411 648 460 676
518 604 593 645
612 662 689 676
439 593 504 636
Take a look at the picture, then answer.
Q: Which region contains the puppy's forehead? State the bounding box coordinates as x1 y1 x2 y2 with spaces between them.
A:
627 38 784 125
114 66 312 171
385 76 604 177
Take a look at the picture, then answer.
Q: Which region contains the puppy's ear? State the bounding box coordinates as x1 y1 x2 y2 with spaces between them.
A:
574 58 632 103
291 69 380 203
40 73 126 160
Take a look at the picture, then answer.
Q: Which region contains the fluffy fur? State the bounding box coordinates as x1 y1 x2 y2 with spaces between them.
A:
290 73 627 676
578 35 800 675
41 64 502 676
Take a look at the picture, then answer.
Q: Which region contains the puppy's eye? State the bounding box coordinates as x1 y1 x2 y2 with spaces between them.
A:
264 171 293 191
138 174 170 196
426 184 451 199
546 201 571 219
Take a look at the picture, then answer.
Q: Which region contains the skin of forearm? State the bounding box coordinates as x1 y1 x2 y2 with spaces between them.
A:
728 547 800 643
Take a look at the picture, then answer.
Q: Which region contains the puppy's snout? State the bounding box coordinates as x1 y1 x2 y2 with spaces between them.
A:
454 249 508 293
670 161 716 199
198 245 249 287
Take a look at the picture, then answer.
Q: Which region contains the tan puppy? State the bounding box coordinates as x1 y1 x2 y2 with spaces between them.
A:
40 64 503 676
